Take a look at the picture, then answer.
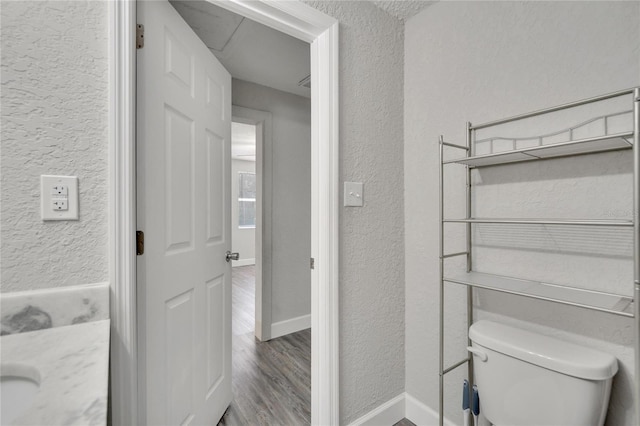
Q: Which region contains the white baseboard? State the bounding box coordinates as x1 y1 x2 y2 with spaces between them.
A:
346 393 456 426
405 393 456 426
347 394 405 426
270 314 311 339
232 258 255 267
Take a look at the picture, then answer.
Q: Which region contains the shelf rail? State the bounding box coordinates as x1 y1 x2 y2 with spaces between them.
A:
444 132 634 168
438 135 445 426
438 124 475 426
444 271 634 318
470 88 635 131
474 110 632 155
442 141 469 151
444 218 633 227
440 251 469 260
438 87 640 426
633 87 639 426
442 358 471 375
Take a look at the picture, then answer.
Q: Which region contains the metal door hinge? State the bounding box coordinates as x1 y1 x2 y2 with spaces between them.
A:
136 230 144 255
136 24 145 49
310 258 315 270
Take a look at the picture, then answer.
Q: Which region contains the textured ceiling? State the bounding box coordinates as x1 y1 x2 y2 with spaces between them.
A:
371 0 437 21
170 0 310 98
169 1 243 51
169 0 435 99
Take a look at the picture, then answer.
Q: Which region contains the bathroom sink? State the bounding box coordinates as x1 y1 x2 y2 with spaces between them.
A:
1 320 110 425
1 364 40 425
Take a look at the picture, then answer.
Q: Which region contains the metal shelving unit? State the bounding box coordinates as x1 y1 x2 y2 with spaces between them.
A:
438 87 640 426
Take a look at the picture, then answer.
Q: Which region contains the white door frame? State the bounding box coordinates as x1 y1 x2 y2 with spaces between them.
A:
231 106 273 342
109 1 340 425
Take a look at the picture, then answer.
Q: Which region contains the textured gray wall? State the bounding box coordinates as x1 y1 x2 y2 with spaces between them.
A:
303 2 406 423
1 1 109 292
405 1 640 424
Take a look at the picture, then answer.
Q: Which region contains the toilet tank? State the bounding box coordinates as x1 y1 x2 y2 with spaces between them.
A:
469 321 618 426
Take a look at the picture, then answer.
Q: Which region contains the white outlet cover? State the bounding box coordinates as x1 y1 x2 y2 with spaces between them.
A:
41 175 79 220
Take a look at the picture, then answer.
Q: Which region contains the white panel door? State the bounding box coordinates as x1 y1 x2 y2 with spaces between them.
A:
137 1 232 424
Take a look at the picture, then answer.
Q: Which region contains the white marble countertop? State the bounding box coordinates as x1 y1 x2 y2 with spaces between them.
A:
1 319 110 425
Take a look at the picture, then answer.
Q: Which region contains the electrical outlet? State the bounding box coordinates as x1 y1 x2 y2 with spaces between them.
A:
52 185 68 196
52 198 68 211
41 175 78 220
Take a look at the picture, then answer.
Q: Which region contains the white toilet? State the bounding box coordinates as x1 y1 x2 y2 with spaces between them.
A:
468 320 618 426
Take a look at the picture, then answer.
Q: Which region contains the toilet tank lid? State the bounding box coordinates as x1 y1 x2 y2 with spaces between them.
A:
469 321 618 380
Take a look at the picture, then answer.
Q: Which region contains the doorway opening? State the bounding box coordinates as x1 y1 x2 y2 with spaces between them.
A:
109 1 339 424
172 1 313 423
226 104 311 423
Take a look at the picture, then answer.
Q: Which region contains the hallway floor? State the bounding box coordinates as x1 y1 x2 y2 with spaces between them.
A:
219 265 311 426
220 265 414 426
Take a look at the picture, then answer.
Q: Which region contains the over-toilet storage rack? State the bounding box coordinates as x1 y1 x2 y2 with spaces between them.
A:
438 87 640 426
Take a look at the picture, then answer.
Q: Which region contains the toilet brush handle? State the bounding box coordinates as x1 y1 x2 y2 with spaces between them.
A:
463 380 470 426
472 385 480 426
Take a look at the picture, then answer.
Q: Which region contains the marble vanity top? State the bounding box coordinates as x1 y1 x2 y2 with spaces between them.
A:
1 319 110 425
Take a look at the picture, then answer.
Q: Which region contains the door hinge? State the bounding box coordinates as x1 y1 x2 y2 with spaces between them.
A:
310 257 315 270
136 230 144 255
136 24 145 49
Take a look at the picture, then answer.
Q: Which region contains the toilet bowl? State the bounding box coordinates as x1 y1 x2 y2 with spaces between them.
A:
468 320 618 426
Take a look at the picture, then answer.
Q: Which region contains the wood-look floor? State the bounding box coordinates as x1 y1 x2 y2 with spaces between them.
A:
219 265 311 426
393 419 416 426
220 265 414 426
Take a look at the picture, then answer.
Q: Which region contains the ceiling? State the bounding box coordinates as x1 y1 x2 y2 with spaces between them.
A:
170 0 311 98
371 1 437 21
169 1 436 99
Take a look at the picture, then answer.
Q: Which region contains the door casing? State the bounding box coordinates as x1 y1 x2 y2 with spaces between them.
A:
108 1 340 425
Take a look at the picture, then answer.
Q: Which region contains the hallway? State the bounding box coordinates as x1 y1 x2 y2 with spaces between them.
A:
219 265 311 425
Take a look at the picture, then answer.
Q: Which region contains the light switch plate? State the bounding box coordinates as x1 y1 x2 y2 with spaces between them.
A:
41 175 79 220
344 182 364 207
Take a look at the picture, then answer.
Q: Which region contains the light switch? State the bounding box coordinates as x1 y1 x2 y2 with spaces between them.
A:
41 175 78 220
344 182 364 207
